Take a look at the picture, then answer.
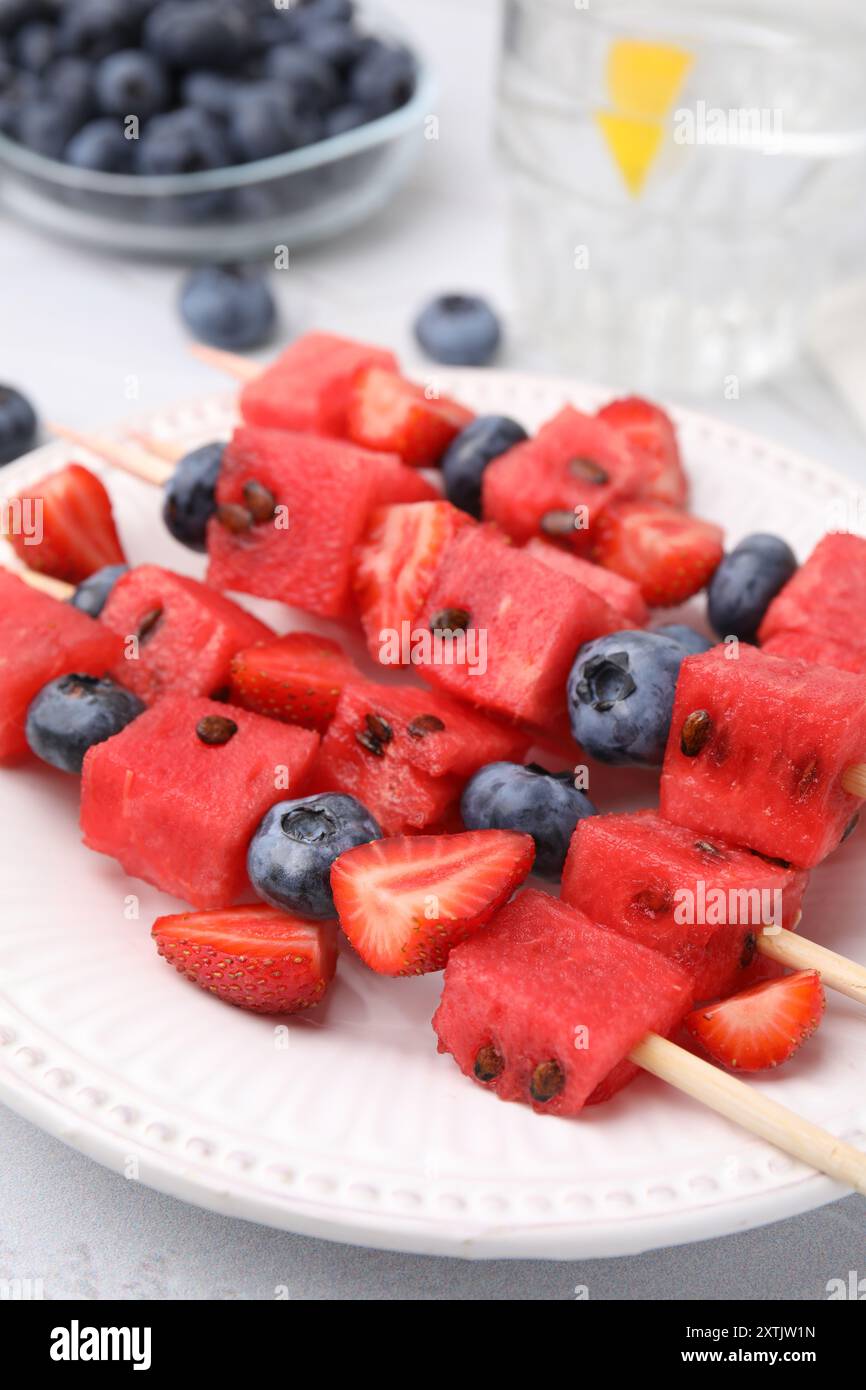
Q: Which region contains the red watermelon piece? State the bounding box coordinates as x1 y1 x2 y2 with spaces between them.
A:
759 534 866 669
313 679 530 835
239 332 398 436
412 524 618 727
100 565 272 706
661 644 866 868
433 889 693 1115
525 537 649 628
761 630 865 675
206 426 435 619
597 396 688 508
481 406 644 553
346 366 475 468
561 811 809 1003
81 695 319 908
0 570 124 763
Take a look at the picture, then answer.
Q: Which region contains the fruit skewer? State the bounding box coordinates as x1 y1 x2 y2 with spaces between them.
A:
188 343 260 383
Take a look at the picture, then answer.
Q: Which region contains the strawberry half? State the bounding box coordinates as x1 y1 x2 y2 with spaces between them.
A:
593 501 724 606
229 631 358 733
353 500 473 659
686 970 825 1072
331 829 535 975
598 396 688 508
4 462 126 583
346 366 475 468
152 905 338 1014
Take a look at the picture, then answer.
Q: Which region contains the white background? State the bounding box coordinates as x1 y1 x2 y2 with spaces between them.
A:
0 0 864 1298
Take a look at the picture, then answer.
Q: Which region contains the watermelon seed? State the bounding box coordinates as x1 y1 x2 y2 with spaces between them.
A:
530 1060 564 1103
842 813 860 842
694 839 726 859
242 479 277 523
680 709 712 756
430 607 470 634
137 606 162 641
196 714 238 746
740 932 757 968
217 502 254 533
568 456 609 485
356 728 385 757
540 509 577 537
632 885 674 916
365 712 393 745
407 713 446 738
474 1044 504 1083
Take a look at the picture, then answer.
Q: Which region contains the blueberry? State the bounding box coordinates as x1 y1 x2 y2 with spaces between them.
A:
567 629 689 767
0 0 40 39
45 56 95 124
441 415 527 518
248 792 382 918
324 102 367 137
14 21 57 74
302 21 365 73
228 89 303 162
348 41 415 117
69 563 128 617
144 1 254 70
179 265 276 350
180 69 237 119
135 107 231 174
162 440 223 550
57 0 140 62
707 533 798 643
461 761 596 878
16 98 80 158
0 384 37 464
264 44 339 113
65 117 135 171
653 624 714 656
298 0 354 23
26 674 145 775
414 294 501 368
95 48 169 120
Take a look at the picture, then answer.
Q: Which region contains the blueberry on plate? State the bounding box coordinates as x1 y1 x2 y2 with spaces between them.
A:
162 440 224 550
65 117 135 172
567 629 690 767
69 563 128 618
414 294 501 368
707 533 798 642
248 792 382 918
441 414 527 518
461 761 596 879
349 40 415 117
26 674 145 774
135 107 231 175
95 49 170 120
0 384 37 465
653 623 714 656
143 1 254 71
179 265 276 351
263 44 340 113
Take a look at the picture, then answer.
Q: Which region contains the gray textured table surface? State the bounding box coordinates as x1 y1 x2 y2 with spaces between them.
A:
1 0 864 1299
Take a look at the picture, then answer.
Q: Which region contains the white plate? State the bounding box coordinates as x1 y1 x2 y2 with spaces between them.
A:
1 370 864 1260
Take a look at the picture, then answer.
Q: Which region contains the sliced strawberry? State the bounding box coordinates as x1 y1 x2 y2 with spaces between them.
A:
346 366 475 468
152 905 338 1014
686 970 824 1072
353 500 473 659
593 501 724 606
331 829 535 975
598 396 688 508
4 462 126 583
229 631 358 733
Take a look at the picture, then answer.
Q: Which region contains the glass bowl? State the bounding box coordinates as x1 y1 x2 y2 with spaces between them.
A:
0 15 435 259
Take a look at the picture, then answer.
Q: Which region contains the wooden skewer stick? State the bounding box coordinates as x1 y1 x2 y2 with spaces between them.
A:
188 343 260 382
841 765 866 799
131 433 188 464
757 928 866 1006
631 1032 866 1195
4 565 72 600
46 422 172 488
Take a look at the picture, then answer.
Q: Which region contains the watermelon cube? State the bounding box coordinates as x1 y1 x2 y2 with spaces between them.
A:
482 406 643 553
759 533 866 669
762 630 865 675
660 644 866 868
206 426 435 619
81 696 319 908
314 679 530 834
413 524 617 727
0 570 124 763
346 366 475 468
561 811 809 1003
100 565 272 706
433 888 692 1115
525 538 649 628
239 331 398 436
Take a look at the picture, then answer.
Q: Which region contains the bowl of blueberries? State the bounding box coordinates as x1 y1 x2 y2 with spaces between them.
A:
0 0 432 256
